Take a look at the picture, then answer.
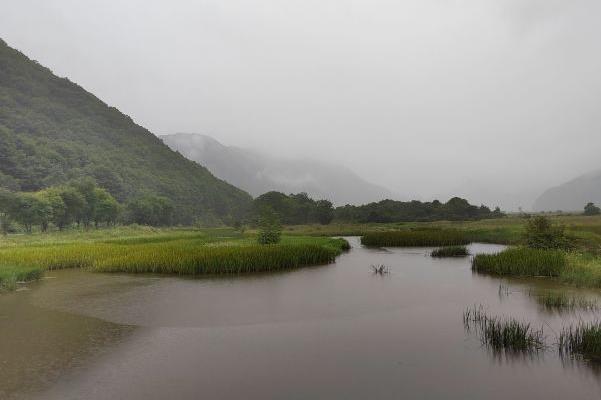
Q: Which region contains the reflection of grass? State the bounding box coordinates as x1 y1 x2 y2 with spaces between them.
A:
431 245 469 257
463 306 545 353
559 322 601 362
0 227 349 289
530 290 598 312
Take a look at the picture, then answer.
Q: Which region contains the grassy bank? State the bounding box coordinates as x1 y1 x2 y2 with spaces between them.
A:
0 227 349 289
472 247 567 277
361 229 469 247
472 247 601 288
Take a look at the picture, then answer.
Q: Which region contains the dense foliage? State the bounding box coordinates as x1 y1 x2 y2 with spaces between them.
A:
254 192 334 225
0 38 251 224
0 178 120 233
334 197 503 223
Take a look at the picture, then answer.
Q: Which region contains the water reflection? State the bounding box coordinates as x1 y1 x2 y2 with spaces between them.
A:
1 239 601 399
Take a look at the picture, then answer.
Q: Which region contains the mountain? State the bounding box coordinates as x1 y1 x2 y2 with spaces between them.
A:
0 38 251 223
160 133 397 205
533 169 601 212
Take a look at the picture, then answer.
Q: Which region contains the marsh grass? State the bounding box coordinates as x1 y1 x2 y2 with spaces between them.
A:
0 231 349 289
559 322 601 362
94 243 342 275
472 247 566 277
361 229 469 247
430 245 469 257
463 305 545 353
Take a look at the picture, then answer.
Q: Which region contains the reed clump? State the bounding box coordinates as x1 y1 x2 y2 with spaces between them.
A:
559 322 601 361
463 306 545 353
431 245 469 258
361 229 469 247
472 247 566 277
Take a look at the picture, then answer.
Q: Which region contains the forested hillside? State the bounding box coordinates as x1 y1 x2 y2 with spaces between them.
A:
0 39 251 224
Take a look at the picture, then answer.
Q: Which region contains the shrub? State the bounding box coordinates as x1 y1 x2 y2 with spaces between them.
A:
523 216 573 250
257 211 282 245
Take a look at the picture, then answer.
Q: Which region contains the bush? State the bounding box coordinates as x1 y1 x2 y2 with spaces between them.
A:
257 211 282 245
523 216 573 250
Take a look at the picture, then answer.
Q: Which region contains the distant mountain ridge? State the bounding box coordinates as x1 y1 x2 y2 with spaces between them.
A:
533 169 601 211
160 133 397 205
0 38 251 223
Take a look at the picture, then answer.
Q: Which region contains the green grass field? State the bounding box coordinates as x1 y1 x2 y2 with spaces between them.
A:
2 214 601 291
0 227 349 289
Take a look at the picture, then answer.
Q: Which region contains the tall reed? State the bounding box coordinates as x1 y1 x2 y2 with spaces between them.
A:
472 247 566 277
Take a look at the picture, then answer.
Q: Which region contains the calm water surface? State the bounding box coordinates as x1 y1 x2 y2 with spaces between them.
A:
2 238 601 399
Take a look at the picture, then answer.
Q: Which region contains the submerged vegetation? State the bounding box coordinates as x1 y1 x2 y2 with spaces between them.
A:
463 306 545 353
361 229 469 247
559 322 601 362
430 245 469 257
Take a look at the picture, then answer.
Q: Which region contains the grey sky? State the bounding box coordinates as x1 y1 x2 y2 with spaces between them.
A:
2 0 600 210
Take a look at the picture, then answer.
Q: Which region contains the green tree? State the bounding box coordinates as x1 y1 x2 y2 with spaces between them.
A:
0 189 16 235
37 188 66 232
125 194 174 226
57 186 86 229
12 192 52 233
93 188 121 227
584 202 601 216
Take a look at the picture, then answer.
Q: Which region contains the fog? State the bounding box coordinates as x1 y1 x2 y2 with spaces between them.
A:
2 0 601 210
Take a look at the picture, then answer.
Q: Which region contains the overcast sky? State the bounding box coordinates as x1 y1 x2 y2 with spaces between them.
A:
2 0 601 210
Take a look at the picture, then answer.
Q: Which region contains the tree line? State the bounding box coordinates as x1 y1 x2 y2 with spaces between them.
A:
251 192 504 225
0 177 178 233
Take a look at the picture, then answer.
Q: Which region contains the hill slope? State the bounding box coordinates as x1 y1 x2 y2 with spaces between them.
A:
160 133 397 205
533 170 601 211
0 38 251 223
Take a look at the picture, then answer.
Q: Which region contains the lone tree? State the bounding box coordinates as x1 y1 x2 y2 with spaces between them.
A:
584 202 601 216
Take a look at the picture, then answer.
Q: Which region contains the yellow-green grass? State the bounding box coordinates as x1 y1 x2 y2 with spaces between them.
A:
0 228 349 288
285 215 601 250
361 229 469 247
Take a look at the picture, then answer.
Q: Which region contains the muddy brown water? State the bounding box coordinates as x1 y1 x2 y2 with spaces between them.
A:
2 238 601 399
